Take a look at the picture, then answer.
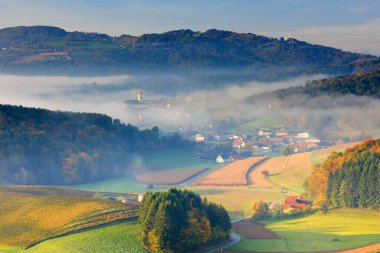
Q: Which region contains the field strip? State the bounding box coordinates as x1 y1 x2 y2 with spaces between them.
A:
246 157 270 185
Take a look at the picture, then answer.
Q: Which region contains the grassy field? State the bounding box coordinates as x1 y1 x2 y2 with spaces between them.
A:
25 220 146 253
75 149 216 192
74 175 149 193
0 186 134 248
140 149 216 171
191 187 284 219
230 209 380 252
135 167 208 185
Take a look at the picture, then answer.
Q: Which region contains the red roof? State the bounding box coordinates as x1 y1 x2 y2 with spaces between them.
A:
233 139 243 146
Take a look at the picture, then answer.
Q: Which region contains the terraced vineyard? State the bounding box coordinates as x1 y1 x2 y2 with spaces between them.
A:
0 186 138 249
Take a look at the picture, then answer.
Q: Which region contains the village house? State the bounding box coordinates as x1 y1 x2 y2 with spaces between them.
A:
276 129 288 136
282 195 308 214
195 134 206 142
297 132 310 138
232 138 245 149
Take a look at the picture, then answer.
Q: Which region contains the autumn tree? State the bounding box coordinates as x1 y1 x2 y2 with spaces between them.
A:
252 200 269 219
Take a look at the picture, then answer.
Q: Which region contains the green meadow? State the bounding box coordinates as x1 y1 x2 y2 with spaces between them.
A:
230 209 380 252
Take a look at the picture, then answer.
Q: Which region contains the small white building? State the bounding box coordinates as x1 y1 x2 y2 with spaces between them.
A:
138 194 144 202
216 155 225 163
297 132 310 138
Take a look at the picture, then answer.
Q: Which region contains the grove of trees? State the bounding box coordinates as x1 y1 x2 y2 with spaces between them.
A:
138 188 231 253
307 139 380 209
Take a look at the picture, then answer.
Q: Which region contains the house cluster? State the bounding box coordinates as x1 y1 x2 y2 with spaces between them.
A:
228 128 323 154
282 195 308 214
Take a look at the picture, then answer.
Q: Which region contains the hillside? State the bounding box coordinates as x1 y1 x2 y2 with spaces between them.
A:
308 139 380 206
0 26 377 79
0 104 191 185
0 186 138 249
273 69 380 98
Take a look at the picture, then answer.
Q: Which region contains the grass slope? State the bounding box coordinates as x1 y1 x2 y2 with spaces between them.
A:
230 209 380 252
25 220 146 253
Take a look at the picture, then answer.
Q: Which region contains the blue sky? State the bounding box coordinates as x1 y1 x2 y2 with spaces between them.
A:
0 0 379 54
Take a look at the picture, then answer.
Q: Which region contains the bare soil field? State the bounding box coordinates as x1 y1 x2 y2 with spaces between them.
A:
134 167 208 185
195 157 268 186
232 219 280 239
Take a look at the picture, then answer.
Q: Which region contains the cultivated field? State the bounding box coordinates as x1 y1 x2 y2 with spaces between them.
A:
229 209 380 252
0 186 136 248
134 167 208 185
195 156 268 186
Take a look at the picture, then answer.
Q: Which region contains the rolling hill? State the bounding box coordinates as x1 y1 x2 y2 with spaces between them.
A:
0 104 191 185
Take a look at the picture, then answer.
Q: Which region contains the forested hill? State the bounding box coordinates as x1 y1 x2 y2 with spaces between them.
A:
272 69 380 98
0 104 190 185
308 139 380 209
0 26 378 79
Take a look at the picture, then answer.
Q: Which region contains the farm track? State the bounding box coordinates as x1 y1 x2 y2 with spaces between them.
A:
246 157 270 186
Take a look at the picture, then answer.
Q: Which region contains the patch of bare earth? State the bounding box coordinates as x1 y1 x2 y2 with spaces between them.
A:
232 219 280 239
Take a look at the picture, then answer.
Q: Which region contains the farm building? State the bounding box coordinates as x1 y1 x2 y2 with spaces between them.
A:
282 195 308 214
216 155 225 163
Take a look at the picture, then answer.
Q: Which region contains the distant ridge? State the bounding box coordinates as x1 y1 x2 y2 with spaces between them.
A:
0 25 378 78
